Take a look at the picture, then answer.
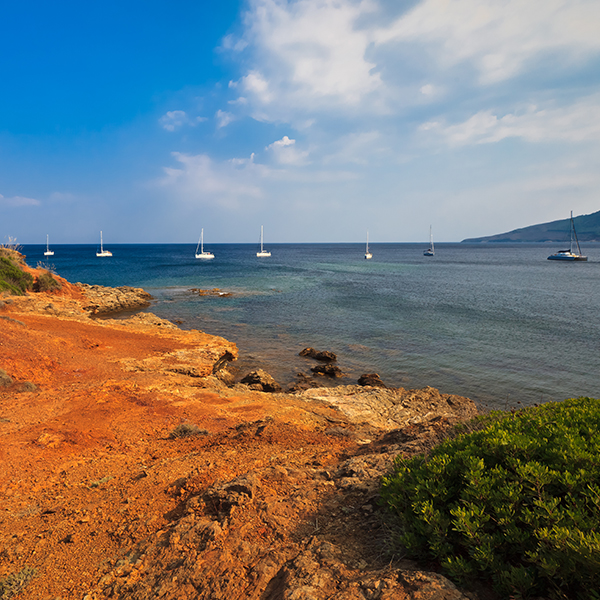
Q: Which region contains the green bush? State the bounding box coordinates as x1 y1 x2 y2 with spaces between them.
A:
0 257 33 295
381 398 600 599
34 271 62 292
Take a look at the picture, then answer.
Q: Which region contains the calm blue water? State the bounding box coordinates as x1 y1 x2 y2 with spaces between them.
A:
22 242 600 410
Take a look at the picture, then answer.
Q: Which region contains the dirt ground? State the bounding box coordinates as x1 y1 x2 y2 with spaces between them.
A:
0 282 487 600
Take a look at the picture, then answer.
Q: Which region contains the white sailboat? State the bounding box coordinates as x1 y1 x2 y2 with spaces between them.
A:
44 234 54 256
548 211 587 261
256 225 271 257
96 231 112 257
195 229 215 259
364 231 372 259
423 226 435 256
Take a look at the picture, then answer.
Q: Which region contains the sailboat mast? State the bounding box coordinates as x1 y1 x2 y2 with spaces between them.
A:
571 211 583 256
260 225 264 252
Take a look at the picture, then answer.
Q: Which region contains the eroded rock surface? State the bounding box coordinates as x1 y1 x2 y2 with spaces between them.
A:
78 283 153 314
299 385 478 430
90 418 472 600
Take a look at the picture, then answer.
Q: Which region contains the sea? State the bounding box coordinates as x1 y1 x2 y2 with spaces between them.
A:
21 242 600 412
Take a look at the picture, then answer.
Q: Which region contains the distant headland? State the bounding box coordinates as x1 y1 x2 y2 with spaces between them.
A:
462 209 600 243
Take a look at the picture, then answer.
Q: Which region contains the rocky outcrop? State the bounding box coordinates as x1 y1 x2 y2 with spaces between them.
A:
240 369 283 392
311 363 344 377
78 283 153 314
358 373 387 388
299 347 338 362
299 385 478 430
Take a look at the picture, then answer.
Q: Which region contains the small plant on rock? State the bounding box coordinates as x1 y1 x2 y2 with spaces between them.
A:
168 422 209 439
34 271 62 292
0 566 37 599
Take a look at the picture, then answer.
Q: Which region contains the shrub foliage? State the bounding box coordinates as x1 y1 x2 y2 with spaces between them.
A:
34 271 62 292
381 398 600 599
0 257 33 295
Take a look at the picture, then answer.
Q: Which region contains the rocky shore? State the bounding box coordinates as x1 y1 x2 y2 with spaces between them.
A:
0 256 485 599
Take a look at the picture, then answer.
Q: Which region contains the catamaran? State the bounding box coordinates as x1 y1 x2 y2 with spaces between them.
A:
96 231 112 257
424 226 435 256
44 234 54 256
195 229 215 259
364 231 372 259
256 225 271 257
547 212 587 261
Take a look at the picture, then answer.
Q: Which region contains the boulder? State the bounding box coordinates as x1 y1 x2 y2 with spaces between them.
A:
311 364 344 378
357 373 386 388
299 347 337 362
240 369 282 393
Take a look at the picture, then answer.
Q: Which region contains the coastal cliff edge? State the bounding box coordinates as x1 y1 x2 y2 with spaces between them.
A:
0 255 485 600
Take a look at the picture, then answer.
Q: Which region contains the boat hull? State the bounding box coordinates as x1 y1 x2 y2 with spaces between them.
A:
195 253 214 260
547 253 587 261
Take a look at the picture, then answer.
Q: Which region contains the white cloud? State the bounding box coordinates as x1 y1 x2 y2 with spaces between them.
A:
376 0 600 84
227 0 600 126
322 130 384 165
235 0 383 117
267 135 295 149
216 109 235 128
0 194 40 207
420 94 600 146
266 135 310 165
159 110 189 132
160 152 265 209
240 71 274 104
159 110 205 131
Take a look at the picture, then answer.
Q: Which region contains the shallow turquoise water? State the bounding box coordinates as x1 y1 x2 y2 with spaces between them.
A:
24 242 600 410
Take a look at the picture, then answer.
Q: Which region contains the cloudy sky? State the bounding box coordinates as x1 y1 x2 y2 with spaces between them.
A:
1 0 599 244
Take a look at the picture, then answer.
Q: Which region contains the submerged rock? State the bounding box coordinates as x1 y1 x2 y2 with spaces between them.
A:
299 347 337 362
311 364 344 378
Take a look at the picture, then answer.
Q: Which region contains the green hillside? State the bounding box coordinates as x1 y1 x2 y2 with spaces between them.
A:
462 210 600 243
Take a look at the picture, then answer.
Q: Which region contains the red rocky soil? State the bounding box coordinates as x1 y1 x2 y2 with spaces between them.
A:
0 272 488 600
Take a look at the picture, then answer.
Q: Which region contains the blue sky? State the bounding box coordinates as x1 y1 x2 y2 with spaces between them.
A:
1 0 599 244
